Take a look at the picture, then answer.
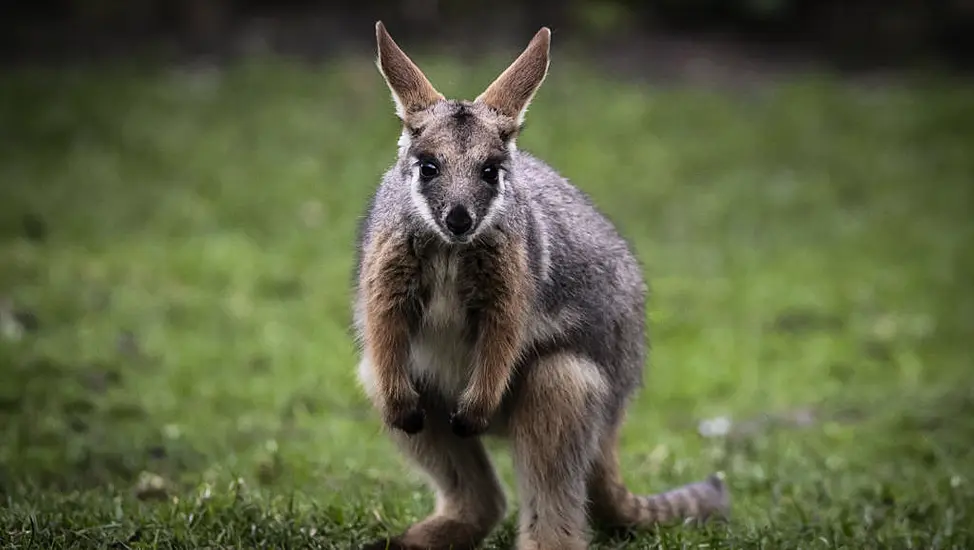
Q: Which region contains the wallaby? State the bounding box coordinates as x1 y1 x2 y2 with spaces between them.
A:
353 21 730 550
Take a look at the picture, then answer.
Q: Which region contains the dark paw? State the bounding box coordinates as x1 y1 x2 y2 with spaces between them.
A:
388 406 425 435
449 409 489 438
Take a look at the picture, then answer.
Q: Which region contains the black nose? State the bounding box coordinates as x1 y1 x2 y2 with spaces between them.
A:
444 205 473 236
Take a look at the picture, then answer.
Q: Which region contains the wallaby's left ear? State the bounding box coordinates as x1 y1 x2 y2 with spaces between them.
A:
375 21 444 119
475 27 551 125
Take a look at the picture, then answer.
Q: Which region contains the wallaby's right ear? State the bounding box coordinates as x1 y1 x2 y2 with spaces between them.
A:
475 27 551 126
375 21 444 119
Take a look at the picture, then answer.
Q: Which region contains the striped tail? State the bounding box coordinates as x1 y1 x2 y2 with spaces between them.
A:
588 446 730 528
617 473 729 525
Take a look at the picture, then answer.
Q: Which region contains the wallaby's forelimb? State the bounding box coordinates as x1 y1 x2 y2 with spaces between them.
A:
452 235 531 438
361 230 424 434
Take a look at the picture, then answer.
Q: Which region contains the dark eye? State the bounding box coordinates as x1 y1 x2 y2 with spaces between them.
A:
481 164 500 185
419 160 439 180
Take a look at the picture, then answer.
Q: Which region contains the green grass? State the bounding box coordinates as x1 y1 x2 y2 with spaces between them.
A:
1 55 973 548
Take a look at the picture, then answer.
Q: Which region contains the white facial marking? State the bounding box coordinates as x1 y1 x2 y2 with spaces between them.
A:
407 159 453 242
397 127 411 157
470 169 507 241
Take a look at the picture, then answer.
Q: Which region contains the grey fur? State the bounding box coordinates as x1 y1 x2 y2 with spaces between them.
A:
353 24 727 550
354 109 647 548
353 101 647 413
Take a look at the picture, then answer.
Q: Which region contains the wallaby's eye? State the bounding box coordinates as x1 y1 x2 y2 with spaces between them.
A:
419 160 439 180
481 164 500 185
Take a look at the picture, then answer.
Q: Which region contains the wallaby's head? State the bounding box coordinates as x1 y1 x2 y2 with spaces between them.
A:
375 21 550 244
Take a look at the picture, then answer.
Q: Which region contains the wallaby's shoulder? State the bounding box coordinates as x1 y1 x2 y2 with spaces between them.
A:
512 149 596 209
513 149 638 263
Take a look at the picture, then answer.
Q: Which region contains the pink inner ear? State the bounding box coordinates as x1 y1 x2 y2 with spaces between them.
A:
376 22 444 115
475 28 550 121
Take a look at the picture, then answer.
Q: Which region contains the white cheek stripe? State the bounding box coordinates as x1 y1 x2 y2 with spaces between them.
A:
408 161 453 242
472 170 507 240
397 128 411 157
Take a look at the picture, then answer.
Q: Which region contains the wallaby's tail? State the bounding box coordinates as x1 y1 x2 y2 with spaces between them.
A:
587 428 730 528
591 470 729 527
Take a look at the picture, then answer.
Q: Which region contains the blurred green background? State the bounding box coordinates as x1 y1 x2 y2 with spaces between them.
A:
1 1 973 548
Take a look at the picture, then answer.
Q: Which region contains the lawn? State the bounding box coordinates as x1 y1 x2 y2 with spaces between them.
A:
0 53 973 548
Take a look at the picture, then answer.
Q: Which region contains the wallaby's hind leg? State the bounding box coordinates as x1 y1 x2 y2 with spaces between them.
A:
509 352 610 550
361 416 506 550
587 412 730 532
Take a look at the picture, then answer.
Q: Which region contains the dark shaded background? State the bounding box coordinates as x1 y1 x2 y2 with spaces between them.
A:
3 0 974 74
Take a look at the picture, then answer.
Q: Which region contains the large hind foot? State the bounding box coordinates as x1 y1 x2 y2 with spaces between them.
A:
362 413 505 550
361 516 490 550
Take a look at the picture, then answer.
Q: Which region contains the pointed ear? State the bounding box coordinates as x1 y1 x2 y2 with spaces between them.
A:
475 27 551 125
375 21 444 119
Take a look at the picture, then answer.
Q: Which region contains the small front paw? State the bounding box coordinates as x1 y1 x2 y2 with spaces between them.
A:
384 398 425 435
449 408 489 438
